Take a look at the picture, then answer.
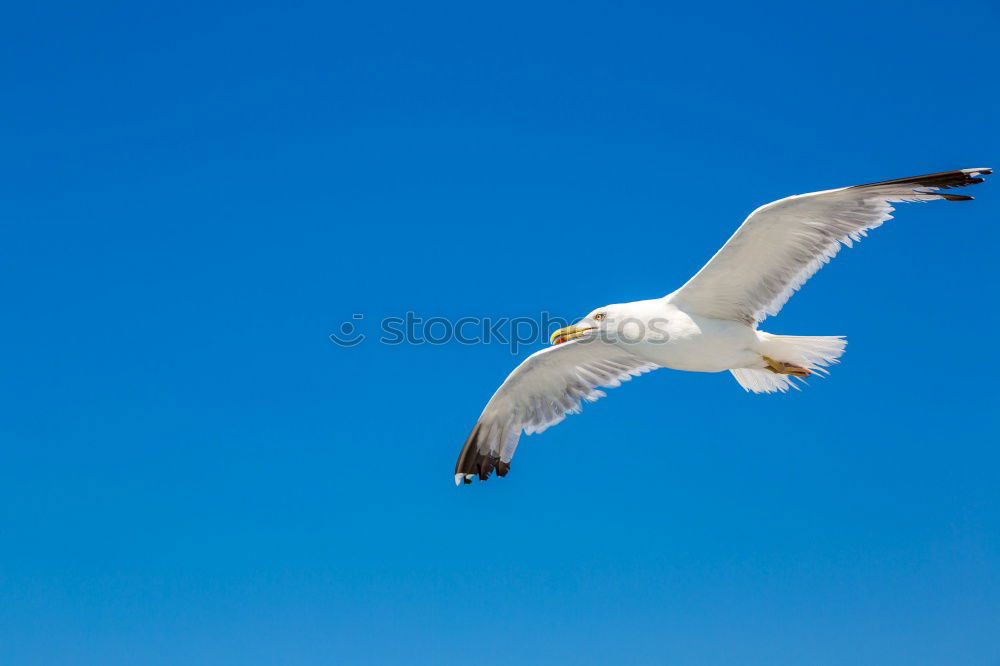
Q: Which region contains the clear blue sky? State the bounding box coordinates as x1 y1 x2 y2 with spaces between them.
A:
2 2 998 664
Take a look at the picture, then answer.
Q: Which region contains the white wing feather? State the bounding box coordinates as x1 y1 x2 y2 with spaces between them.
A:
670 168 992 324
454 339 658 484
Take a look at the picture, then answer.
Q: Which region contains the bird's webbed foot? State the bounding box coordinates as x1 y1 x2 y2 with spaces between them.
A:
762 355 810 377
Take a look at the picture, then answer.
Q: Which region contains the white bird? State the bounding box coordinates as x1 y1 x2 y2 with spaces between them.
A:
454 168 991 484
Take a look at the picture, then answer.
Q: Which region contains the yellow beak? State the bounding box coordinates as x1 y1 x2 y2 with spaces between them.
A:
549 325 595 345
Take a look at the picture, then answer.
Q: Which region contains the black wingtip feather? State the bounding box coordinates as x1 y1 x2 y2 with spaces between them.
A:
848 168 992 195
454 421 506 484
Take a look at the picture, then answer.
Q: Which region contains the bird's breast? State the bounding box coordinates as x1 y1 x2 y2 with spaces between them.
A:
618 312 758 373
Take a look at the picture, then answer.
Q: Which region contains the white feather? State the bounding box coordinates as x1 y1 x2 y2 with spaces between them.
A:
670 168 991 324
460 340 657 467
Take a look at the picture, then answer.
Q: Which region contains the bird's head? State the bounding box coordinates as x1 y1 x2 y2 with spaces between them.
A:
549 304 623 345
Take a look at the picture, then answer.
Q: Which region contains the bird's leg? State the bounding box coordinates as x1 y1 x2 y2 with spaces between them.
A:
762 355 810 377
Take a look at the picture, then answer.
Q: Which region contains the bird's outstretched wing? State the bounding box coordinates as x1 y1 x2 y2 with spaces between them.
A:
455 340 658 484
670 168 992 325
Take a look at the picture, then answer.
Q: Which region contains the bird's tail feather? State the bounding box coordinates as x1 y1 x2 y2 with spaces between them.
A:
731 333 847 394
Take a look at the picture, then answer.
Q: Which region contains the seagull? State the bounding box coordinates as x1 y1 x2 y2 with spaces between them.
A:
454 168 991 484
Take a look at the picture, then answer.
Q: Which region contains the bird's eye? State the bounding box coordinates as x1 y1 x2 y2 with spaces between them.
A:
594 313 605 321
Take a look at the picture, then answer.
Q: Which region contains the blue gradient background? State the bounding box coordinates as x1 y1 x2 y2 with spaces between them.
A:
2 2 998 664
